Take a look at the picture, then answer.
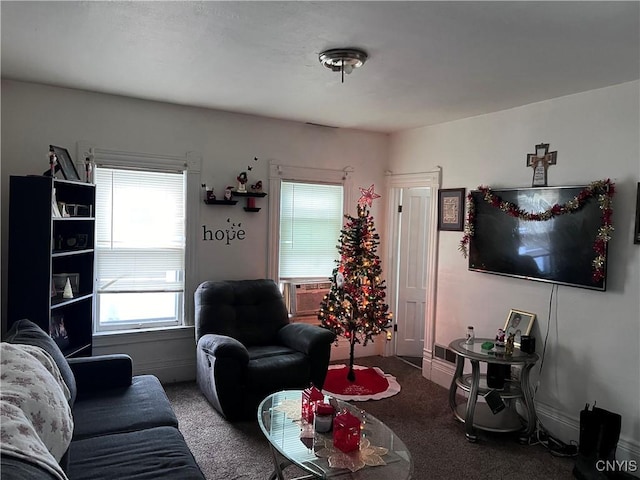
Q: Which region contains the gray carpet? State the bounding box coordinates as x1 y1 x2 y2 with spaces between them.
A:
164 356 575 480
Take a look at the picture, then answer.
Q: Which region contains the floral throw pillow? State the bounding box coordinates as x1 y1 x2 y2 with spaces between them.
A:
1 342 74 480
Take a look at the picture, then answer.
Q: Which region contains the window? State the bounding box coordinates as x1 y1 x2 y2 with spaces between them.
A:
279 181 344 279
94 167 186 331
268 164 352 317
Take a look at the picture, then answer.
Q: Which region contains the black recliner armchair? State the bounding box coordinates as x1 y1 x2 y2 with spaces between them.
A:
195 279 336 421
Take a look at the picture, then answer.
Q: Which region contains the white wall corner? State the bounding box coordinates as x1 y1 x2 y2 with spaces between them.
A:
427 357 456 389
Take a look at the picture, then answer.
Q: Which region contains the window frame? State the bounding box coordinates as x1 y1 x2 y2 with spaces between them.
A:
82 143 201 334
267 162 354 283
278 181 345 281
93 167 186 332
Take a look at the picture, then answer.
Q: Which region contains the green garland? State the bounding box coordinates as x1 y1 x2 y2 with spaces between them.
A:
459 179 615 283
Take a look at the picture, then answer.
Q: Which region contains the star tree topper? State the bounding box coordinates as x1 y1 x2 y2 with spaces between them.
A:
358 184 381 207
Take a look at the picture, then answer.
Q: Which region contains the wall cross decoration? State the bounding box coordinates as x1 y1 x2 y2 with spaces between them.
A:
526 143 557 187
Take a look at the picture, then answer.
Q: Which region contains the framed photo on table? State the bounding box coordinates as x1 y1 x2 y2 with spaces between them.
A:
438 188 466 231
50 145 80 181
504 309 536 347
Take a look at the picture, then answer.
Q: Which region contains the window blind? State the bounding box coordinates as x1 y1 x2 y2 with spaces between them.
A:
95 168 185 293
279 181 343 279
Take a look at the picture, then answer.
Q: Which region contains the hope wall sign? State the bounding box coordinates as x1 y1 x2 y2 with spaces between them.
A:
202 218 246 245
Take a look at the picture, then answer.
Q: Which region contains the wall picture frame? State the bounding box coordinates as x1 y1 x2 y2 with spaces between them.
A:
50 145 81 181
438 188 466 231
504 309 536 347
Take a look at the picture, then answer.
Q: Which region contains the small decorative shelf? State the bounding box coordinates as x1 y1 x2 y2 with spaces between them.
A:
202 191 266 212
232 191 267 212
231 191 267 198
204 199 238 205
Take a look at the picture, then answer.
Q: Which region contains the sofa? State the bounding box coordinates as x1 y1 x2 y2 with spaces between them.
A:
195 279 336 421
1 319 205 480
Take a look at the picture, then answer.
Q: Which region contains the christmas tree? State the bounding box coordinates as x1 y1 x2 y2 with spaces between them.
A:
318 185 392 382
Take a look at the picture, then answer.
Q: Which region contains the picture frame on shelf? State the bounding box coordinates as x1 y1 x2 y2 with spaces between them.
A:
65 203 92 217
438 188 466 231
504 309 536 347
50 145 81 181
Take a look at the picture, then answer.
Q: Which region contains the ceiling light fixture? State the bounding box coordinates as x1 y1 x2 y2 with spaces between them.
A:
319 48 368 84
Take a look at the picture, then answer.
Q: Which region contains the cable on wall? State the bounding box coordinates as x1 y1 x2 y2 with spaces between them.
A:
535 282 556 394
528 283 578 457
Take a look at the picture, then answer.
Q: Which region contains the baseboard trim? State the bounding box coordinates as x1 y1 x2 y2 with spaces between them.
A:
93 325 195 347
423 357 456 389
133 358 196 384
433 365 640 465
535 400 640 464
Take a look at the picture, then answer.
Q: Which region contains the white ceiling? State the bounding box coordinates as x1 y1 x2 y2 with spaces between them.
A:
1 1 638 133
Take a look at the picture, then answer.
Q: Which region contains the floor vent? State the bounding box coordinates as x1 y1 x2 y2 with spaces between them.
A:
434 344 457 364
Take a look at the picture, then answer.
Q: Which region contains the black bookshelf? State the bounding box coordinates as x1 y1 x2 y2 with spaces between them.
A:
7 175 95 357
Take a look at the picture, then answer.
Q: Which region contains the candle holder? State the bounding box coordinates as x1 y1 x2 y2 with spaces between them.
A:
301 385 324 424
313 402 335 433
333 409 361 453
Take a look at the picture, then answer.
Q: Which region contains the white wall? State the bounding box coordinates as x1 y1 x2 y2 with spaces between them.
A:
0 79 388 381
3 78 638 461
390 81 640 461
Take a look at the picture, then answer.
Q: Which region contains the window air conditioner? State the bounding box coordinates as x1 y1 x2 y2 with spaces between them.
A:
285 282 331 317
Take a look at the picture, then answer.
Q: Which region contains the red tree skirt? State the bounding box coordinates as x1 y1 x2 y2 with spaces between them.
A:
322 365 401 401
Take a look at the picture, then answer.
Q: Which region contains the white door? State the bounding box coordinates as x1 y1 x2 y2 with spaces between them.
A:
395 187 431 357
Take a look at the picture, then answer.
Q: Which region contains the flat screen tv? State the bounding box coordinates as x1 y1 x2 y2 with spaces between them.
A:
468 186 607 291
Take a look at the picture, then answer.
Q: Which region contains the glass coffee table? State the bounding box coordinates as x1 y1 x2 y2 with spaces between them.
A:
258 390 413 480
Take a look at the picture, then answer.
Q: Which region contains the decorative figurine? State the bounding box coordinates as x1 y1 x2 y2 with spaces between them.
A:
505 333 515 356
237 171 248 193
85 157 92 183
224 186 233 201
250 180 263 193
495 328 506 347
63 278 74 299
43 149 59 177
